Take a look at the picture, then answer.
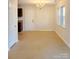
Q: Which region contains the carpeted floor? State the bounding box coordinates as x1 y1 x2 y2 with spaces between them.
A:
9 31 69 59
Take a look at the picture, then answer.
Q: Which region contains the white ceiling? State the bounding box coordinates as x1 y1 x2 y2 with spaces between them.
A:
18 0 56 5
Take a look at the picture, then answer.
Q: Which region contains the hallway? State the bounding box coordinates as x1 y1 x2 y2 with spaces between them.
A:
9 31 69 59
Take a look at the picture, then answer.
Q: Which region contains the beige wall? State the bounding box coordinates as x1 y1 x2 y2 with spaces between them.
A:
55 0 70 47
19 4 56 31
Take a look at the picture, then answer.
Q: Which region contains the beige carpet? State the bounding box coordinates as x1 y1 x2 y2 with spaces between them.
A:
8 31 69 59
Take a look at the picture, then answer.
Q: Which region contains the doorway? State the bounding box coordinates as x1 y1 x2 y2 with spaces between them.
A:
18 8 23 32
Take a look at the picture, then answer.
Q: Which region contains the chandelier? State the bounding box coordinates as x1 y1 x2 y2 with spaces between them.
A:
34 0 46 9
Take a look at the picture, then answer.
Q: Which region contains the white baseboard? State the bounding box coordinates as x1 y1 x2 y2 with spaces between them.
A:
23 29 54 31
55 31 70 48
8 39 19 51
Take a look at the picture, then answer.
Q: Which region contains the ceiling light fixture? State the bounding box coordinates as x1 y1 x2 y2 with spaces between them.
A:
34 0 46 9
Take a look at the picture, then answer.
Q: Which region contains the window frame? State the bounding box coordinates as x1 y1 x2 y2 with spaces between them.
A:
58 5 65 28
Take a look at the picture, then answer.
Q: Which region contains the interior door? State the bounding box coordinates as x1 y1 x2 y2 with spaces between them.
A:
34 6 50 30
24 6 35 31
8 0 18 49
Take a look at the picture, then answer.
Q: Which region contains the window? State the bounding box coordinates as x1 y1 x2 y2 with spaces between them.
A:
58 6 65 28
